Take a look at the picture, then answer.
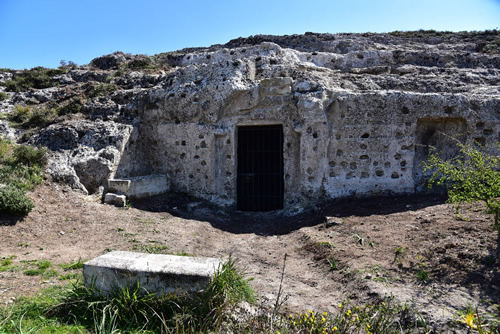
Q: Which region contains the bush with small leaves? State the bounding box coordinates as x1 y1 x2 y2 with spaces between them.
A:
8 105 57 129
12 144 48 168
0 140 46 214
424 140 500 230
85 83 119 98
56 97 83 115
4 66 66 92
0 186 34 214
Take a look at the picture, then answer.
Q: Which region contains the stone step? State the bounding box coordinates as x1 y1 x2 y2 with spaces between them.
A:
83 251 221 296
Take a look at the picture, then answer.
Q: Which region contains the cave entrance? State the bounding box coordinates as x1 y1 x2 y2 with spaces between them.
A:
414 117 467 190
237 125 284 211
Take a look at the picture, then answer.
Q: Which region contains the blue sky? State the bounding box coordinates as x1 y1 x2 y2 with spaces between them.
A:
1 0 499 69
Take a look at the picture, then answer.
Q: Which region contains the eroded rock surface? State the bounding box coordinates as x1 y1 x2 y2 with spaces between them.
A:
0 31 498 210
31 121 132 194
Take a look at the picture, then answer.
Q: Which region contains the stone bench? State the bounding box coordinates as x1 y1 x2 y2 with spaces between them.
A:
83 251 221 296
108 174 169 199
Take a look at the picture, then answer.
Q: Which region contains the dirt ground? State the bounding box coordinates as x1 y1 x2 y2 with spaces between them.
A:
1 181 499 330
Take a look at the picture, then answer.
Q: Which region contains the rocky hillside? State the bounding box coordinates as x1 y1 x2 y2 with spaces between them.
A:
0 30 499 208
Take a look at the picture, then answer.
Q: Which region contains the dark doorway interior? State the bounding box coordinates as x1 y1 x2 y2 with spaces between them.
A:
237 125 284 211
413 117 467 190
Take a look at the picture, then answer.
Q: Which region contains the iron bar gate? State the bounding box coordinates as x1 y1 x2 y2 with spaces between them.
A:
237 125 284 211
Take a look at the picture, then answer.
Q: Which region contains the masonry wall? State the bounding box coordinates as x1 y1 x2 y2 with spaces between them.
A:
121 77 499 212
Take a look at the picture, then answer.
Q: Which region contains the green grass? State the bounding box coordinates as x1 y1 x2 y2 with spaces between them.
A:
131 243 195 257
1 261 467 333
0 259 256 333
43 269 60 279
23 260 54 277
0 92 8 101
24 268 46 276
317 241 336 248
176 251 194 257
0 256 15 266
135 217 155 224
0 259 12 267
0 256 22 273
416 269 428 282
59 273 82 281
0 265 18 272
58 259 85 271
327 256 339 271
132 243 169 254
37 261 52 270
395 247 405 255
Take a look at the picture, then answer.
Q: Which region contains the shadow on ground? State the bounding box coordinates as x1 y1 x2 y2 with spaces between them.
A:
0 213 27 226
132 193 447 236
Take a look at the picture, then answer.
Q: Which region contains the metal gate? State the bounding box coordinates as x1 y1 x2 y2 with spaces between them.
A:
237 125 284 211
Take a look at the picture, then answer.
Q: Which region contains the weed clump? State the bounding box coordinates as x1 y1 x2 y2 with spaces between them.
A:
286 298 426 333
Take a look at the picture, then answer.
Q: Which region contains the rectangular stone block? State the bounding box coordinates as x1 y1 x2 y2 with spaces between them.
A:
107 179 131 194
104 193 127 207
83 251 221 296
108 174 169 199
259 77 293 96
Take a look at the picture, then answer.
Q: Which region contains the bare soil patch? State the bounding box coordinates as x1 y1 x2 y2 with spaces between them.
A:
1 182 499 330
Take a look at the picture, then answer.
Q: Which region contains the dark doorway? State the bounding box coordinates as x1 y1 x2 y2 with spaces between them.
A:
237 125 284 211
413 117 467 190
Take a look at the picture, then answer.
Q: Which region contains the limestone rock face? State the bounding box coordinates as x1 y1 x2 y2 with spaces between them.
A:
31 120 133 194
124 33 499 210
1 31 499 211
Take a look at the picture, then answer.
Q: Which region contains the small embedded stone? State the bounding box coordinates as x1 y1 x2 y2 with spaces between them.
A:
104 193 127 207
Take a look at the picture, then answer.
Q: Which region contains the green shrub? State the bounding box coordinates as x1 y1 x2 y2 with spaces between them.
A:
424 140 500 229
56 96 83 115
127 56 154 70
85 83 119 98
483 37 500 54
4 66 66 92
12 144 48 168
8 104 57 129
0 136 12 159
0 186 34 214
8 105 32 124
0 141 46 214
0 163 44 191
0 92 8 101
